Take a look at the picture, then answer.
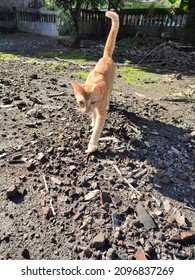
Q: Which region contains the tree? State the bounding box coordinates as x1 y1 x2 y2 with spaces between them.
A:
55 0 83 47
107 0 125 10
182 0 195 45
54 0 125 46
168 0 195 44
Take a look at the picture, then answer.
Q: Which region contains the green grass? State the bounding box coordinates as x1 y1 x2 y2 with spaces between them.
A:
58 71 68 75
0 52 18 60
117 66 159 89
74 72 88 80
34 50 94 62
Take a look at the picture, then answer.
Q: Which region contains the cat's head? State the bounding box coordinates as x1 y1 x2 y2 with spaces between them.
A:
70 81 105 114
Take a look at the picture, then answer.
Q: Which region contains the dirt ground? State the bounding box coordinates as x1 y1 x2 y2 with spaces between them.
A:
0 33 195 260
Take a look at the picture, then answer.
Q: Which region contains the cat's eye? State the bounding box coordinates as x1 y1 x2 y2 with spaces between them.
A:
91 101 96 105
79 101 84 107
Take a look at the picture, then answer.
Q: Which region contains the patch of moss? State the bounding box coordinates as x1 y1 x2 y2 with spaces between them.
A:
34 50 92 62
26 58 37 65
0 52 18 60
58 71 68 75
117 66 159 89
74 72 88 80
48 62 69 72
48 64 57 70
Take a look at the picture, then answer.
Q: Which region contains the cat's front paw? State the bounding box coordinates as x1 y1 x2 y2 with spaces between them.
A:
86 143 98 153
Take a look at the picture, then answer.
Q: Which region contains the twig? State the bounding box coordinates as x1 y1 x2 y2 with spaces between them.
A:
163 97 195 102
49 199 56 216
113 164 122 176
54 57 94 69
137 42 167 65
134 92 150 99
128 123 139 134
113 164 141 196
43 174 49 192
183 206 195 212
99 137 119 142
48 92 66 98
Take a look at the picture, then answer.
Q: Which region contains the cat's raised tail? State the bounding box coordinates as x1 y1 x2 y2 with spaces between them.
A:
103 11 119 58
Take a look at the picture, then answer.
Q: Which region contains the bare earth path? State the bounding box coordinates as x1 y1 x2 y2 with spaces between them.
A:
0 33 195 260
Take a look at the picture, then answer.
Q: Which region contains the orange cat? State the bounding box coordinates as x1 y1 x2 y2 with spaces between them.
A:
70 11 119 153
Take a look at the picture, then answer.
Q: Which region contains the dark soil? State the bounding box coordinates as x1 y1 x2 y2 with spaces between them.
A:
0 33 195 260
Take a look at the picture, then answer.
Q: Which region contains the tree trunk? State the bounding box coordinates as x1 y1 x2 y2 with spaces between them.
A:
183 0 195 45
71 0 82 48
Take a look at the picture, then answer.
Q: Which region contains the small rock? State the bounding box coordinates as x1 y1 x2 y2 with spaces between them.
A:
175 251 188 259
37 152 47 163
136 251 148 260
51 176 62 185
69 165 77 171
15 100 27 109
47 147 54 154
100 191 112 206
166 241 181 249
118 253 128 260
27 108 43 119
169 230 195 243
91 232 106 248
117 240 124 246
84 189 100 201
176 73 182 80
178 173 188 181
42 206 52 219
106 248 115 260
136 202 157 230
83 247 93 258
160 176 172 185
189 131 195 138
30 73 38 79
2 97 12 104
26 161 36 171
21 248 30 259
73 212 82 221
6 185 19 198
0 152 7 159
112 196 122 206
112 213 124 229
58 134 65 141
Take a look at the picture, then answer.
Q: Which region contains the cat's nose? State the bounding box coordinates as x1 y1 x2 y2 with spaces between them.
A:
84 107 90 114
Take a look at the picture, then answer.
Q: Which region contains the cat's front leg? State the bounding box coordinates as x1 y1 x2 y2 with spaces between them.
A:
90 110 97 128
87 113 106 153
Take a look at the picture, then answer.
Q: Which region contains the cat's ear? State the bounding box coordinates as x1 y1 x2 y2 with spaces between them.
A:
93 81 105 94
70 82 84 95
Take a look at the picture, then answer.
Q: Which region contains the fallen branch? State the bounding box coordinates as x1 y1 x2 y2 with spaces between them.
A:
163 97 195 102
54 57 95 69
137 42 167 65
113 164 141 196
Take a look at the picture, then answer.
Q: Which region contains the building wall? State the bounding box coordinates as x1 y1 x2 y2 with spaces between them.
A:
0 0 29 8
